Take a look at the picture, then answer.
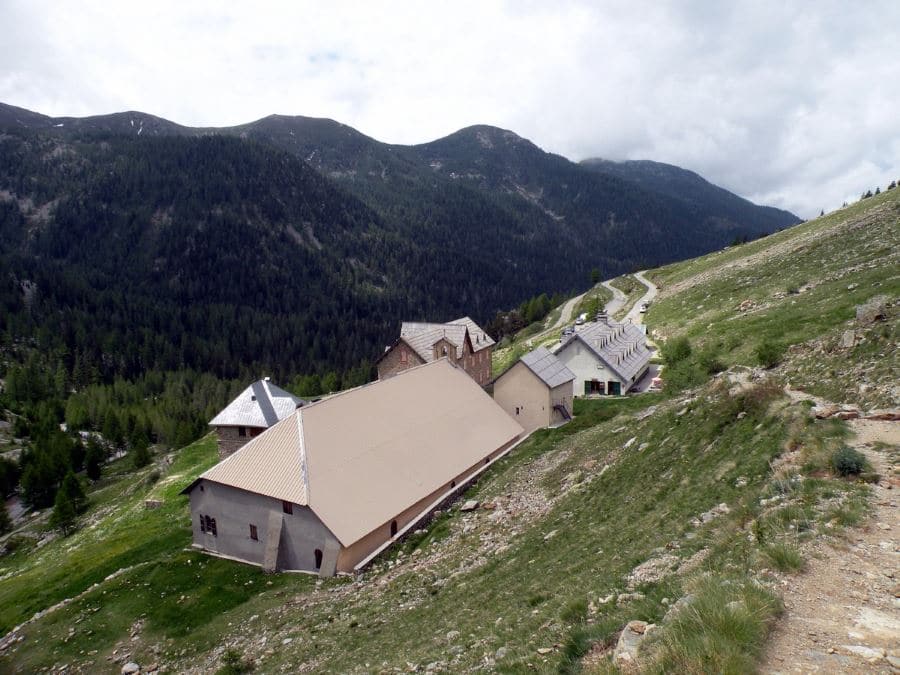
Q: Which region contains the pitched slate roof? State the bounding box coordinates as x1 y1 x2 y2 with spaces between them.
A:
400 322 469 362
209 380 305 428
560 320 651 382
518 346 575 388
190 359 523 546
448 316 495 352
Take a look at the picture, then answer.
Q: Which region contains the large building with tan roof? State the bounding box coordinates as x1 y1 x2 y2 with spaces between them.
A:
182 359 523 576
376 317 495 386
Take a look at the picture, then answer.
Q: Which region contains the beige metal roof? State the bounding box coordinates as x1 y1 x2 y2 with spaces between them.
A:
209 379 304 428
199 413 308 505
195 359 522 546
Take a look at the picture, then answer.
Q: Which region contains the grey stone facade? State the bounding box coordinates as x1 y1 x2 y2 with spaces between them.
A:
189 479 341 574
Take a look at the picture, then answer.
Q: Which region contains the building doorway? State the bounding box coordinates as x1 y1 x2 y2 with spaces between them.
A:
314 549 323 570
608 381 621 396
585 380 605 395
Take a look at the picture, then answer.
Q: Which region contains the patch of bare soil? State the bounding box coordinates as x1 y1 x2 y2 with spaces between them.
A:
760 418 900 674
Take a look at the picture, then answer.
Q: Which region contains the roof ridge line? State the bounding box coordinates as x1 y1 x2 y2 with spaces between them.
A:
296 410 310 503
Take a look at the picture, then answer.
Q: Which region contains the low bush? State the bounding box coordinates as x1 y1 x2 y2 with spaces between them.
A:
764 542 805 572
830 446 866 476
755 340 784 368
645 577 782 673
217 648 254 674
662 336 692 365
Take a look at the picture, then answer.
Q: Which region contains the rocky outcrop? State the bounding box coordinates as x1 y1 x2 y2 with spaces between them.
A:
612 620 656 670
855 296 887 325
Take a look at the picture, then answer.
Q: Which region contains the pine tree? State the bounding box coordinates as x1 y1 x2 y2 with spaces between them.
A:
85 438 105 481
49 488 77 536
0 502 12 535
59 470 87 514
130 436 152 469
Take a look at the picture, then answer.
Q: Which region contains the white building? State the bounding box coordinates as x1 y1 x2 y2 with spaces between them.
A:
554 319 651 396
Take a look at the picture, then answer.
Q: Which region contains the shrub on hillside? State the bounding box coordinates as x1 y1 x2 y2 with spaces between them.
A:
830 446 866 476
662 336 692 365
754 340 784 368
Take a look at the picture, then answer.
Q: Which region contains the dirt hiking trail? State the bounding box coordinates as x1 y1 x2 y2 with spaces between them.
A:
761 415 899 674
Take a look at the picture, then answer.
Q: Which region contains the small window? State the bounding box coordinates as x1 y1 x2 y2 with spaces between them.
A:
400 348 408 365
314 549 323 569
199 514 206 533
515 406 520 415
442 346 448 356
238 426 247 437
250 427 261 437
199 485 204 492
204 516 217 536
390 520 398 537
251 395 257 401
282 501 293 515
249 524 258 541
450 480 456 488
484 457 490 465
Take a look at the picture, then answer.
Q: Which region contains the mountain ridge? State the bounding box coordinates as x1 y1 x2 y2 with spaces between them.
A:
0 101 800 384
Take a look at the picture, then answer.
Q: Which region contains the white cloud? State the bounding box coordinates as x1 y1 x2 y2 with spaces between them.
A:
0 0 897 217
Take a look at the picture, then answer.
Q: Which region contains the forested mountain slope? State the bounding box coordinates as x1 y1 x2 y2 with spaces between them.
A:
0 102 800 386
1 186 894 675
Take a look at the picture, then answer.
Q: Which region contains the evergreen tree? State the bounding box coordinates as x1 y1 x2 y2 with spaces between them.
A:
58 470 87 514
49 487 77 536
0 502 12 535
85 438 105 481
130 436 152 469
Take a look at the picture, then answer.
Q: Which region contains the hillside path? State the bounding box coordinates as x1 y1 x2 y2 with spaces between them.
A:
549 291 587 330
623 271 658 326
760 408 900 673
601 281 627 317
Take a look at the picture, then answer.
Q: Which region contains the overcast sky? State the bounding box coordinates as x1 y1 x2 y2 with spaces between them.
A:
1 1 897 217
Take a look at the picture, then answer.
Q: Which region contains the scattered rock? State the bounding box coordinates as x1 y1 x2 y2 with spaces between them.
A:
613 620 655 669
842 645 884 661
536 647 552 655
624 437 636 449
121 663 140 675
143 499 162 510
460 500 479 512
663 594 696 623
738 299 755 312
855 296 887 325
495 647 508 659
445 630 460 641
616 592 645 606
864 409 900 421
840 330 857 349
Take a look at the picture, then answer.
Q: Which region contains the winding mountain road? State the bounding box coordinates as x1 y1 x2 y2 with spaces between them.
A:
623 271 659 326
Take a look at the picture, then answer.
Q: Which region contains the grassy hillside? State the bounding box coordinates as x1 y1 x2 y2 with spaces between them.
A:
0 189 895 673
646 188 899 408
